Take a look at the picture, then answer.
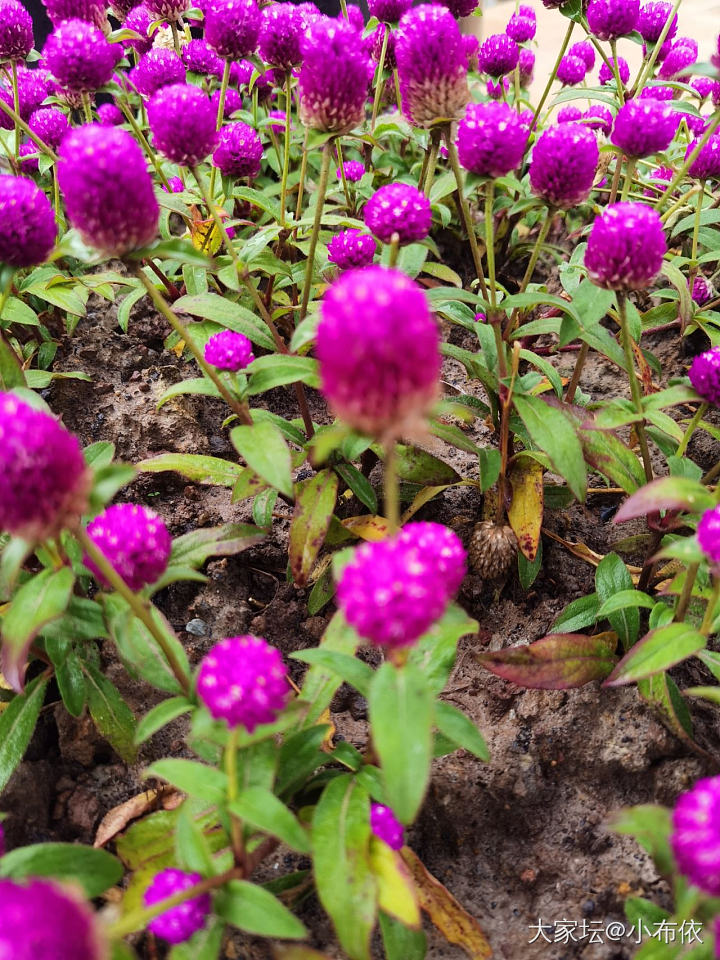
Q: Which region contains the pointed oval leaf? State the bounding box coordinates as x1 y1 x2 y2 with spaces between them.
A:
614 476 714 523
231 422 294 498
289 470 339 587
0 675 48 793
512 394 587 502
476 632 618 689
604 623 706 687
507 457 544 562
215 879 307 939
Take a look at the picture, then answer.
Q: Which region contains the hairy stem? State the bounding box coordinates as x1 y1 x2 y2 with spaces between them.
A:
617 292 653 482
299 138 333 321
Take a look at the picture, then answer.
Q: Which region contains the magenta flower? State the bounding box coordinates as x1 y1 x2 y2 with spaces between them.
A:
585 202 666 292
478 32 519 78
339 159 365 182
0 174 56 266
438 0 479 15
182 38 223 77
691 276 712 305
658 37 697 79
58 125 159 255
364 182 431 246
196 635 290 730
0 0 33 62
462 32 479 67
643 164 673 196
259 2 304 69
395 4 469 126
568 40 595 70
316 265 440 436
557 53 586 85
686 134 720 180
337 521 466 648
163 175 184 192
132 48 185 97
506 10 535 42
97 101 123 125
671 776 720 891
205 0 261 59
610 98 676 158
599 56 629 86
456 100 527 177
343 3 364 30
0 878 105 960
124 3 154 54
692 77 719 101
368 0 412 21
212 121 263 177
327 229 377 270
0 392 89 541
44 19 117 93
145 0 187 20
204 330 254 371
583 104 613 135
18 140 38 171
366 24 397 69
148 83 217 166
637 0 677 42
85 503 171 591
28 106 68 148
144 869 210 944
529 124 599 208
42 0 107 28
587 0 638 40
558 105 582 123
689 348 720 408
371 803 405 849
518 46 534 85
211 86 243 119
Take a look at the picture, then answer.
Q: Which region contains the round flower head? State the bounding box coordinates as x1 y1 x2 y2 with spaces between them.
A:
298 18 372 133
182 38 222 77
686 133 720 180
58 125 158 255
638 83 674 100
0 392 89 541
689 348 720 407
144 869 210 944
371 803 405 848
692 275 713 305
18 140 38 171
462 32 479 67
316 266 440 436
204 330 254 371
13 67 51 119
599 56 629 86
0 174 56 266
395 4 468 126
478 32 518 78
212 120 262 177
132 48 185 97
366 24 397 69
97 101 123 124
369 0 411 21
258 2 304 69
327 229 376 270
205 0 261 59
124 3 154 53
364 182 431 246
658 37 697 79
518 46 534 85
197 635 290 730
43 0 107 28
28 106 68 148
569 40 595 70
587 0 638 40
85 503 170 591
671 775 720 891
643 164 673 196
148 83 216 166
558 105 582 123
638 0 677 42
529 124 598 208
610 98 676 158
585 202 666 291
145 0 187 20
583 104 613 135
211 86 243 118
506 10 535 42
343 3 364 30
486 76 509 100
44 19 117 93
337 521 466 648
456 100 527 177
0 0 33 62
557 53 586 85
340 159 365 182
0 878 106 960
692 76 719 101
163 174 183 192
229 57 269 92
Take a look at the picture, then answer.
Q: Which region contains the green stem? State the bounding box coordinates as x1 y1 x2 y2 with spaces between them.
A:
609 40 625 105
225 727 244 862
660 183 700 224
529 20 574 134
335 141 352 212
617 293 653 482
565 341 590 404
674 562 699 621
700 577 720 635
0 94 57 161
299 138 333 322
484 179 497 309
519 205 553 294
631 0 682 95
422 128 441 199
393 68 402 112
75 527 190 696
339 0 348 17
387 234 400 268
677 403 708 457
209 59 232 200
170 20 181 55
118 100 171 192
691 181 704 264
0 270 14 321
11 61 19 161
371 24 390 131
384 440 400 534
280 71 293 226
620 157 636 203
293 131 309 233
444 130 488 300
656 113 720 212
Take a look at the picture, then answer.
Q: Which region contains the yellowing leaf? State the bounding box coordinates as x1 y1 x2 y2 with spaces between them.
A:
341 515 390 541
189 217 223 256
507 458 544 562
369 837 420 928
0 671 10 714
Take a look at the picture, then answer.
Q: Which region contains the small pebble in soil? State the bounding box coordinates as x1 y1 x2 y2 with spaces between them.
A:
185 618 209 637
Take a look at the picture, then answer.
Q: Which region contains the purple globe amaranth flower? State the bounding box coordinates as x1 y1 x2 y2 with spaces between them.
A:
557 53 586 86
145 0 187 21
456 100 527 177
28 106 68 149
204 330 254 371
366 24 397 69
506 11 535 43
197 635 290 730
587 0 638 40
583 104 613 134
340 159 365 182
396 4 468 126
686 133 720 180
85 503 171 591
671 775 720 891
337 521 466 648
364 182 431 246
124 3 154 53
97 101 123 125
368 0 411 21
0 392 89 541
15 66 51 117
610 98 676 158
599 56 629 86
0 0 33 62
462 32 478 67
43 0 107 28
558 105 582 123
637 0 677 42
518 46 534 85
0 878 106 960
59 125 159 255
643 163 672 196
692 76 719 101
229 58 272 93
211 86 243 118
144 869 210 944
298 18 372 133
44 19 117 93
18 140 38 171
691 276 713 305
658 36 697 79
163 174 184 192
148 83 216 166
132 48 185 97
689 348 720 408
478 32 518 78
585 202 666 292
259 2 304 69
182 38 223 77
110 0 138 17
205 0 261 59
371 803 405 849
343 3 364 30
327 229 376 270
212 120 262 177
529 124 598 209
0 174 56 266
316 265 440 436
681 110 707 137
569 40 595 70
438 0 478 16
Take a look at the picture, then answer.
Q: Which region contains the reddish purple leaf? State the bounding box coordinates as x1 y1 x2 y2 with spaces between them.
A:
475 632 618 689
614 477 714 524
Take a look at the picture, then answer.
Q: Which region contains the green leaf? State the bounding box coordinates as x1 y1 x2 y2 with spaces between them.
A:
334 463 377 513
2 296 39 327
167 523 265 571
379 912 427 960
56 651 87 718
215 880 307 938
1 566 74 691
246 355 320 394
408 603 478 694
229 787 311 853
0 331 26 389
476 632 618 688
135 697 193 745
550 593 600 634
478 449 501 493
611 804 673 874
276 724 330 799
292 648 373 698
295 610 362 726
169 918 225 960
231 421 293 498
0 675 48 793
146 758 228 805
596 590 655 619
289 470 339 587
312 775 376 960
83 663 137 762
138 453 244 488
595 553 639 650
369 662 434 824
605 624 706 686
615 476 715 523
393 445 460 485
157 377 222 408
173 293 275 350
435 701 489 761
0 842 122 897
512 395 587 501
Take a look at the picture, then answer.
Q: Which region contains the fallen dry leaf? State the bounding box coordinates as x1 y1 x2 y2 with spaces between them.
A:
94 787 182 848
